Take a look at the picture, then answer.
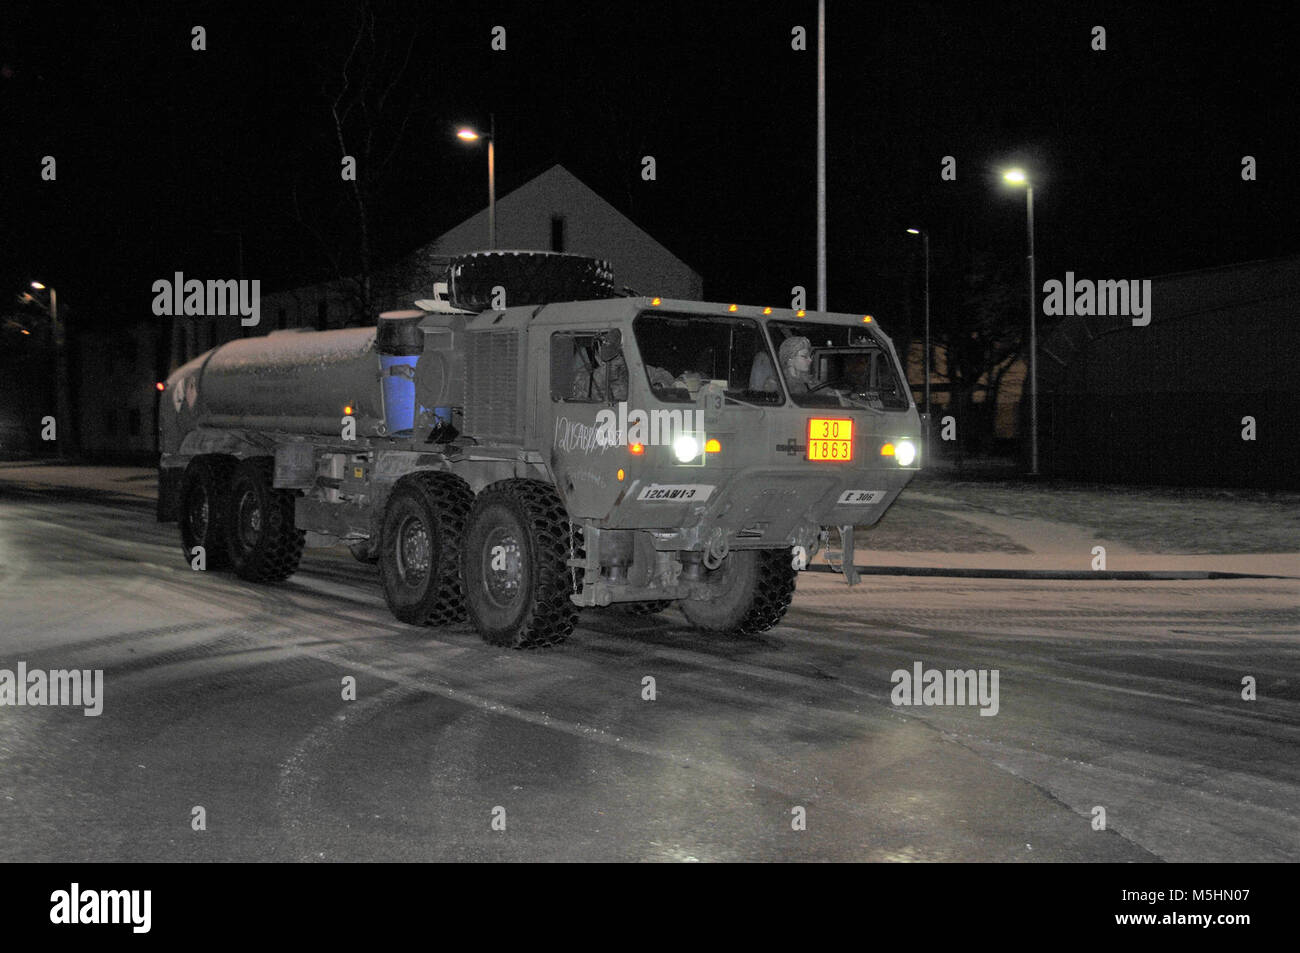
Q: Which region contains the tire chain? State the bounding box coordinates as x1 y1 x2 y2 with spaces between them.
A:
481 479 579 648
448 251 616 312
733 550 798 635
403 472 474 626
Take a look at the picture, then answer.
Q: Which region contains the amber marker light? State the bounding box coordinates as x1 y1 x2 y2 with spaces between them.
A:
617 468 626 481
155 381 165 391
762 306 772 315
629 443 645 455
651 297 661 306
881 443 896 457
862 315 873 323
728 304 738 312
796 309 806 317
343 404 355 415
705 438 721 453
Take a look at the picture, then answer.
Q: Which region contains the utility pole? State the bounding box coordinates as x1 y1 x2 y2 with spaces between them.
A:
816 0 827 312
31 282 76 456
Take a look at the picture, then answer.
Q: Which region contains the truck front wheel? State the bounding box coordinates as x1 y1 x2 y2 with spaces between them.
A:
378 473 473 626
681 550 797 636
463 480 579 648
224 457 304 583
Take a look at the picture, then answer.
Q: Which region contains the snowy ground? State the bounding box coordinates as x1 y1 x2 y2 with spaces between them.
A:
1 467 1296 861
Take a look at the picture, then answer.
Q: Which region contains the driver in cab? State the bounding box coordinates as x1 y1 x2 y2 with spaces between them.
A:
761 335 856 406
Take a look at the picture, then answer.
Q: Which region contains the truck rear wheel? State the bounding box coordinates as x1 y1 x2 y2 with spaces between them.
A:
463 480 579 648
378 473 473 626
681 550 797 636
179 456 235 570
224 457 304 583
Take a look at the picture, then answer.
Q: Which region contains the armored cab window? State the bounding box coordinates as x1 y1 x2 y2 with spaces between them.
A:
631 312 783 405
551 330 628 403
767 320 911 411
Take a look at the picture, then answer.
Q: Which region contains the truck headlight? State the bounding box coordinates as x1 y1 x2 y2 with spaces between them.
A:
673 434 700 463
895 439 916 466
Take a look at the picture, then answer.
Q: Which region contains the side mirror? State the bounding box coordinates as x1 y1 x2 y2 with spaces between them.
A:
596 328 623 362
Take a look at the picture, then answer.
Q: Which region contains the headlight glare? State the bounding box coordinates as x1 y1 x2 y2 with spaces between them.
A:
673 434 700 463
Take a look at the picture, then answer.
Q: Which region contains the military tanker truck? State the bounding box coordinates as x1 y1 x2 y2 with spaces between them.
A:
158 251 921 648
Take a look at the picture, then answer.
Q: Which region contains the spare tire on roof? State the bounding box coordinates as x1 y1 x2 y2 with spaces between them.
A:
446 250 617 312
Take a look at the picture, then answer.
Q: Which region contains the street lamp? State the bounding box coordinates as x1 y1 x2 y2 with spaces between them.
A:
27 280 75 454
905 228 931 435
1003 168 1038 475
456 114 495 249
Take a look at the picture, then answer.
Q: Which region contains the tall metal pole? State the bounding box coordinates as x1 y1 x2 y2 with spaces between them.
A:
922 230 931 422
1026 185 1039 475
47 286 76 456
488 113 496 250
816 0 826 312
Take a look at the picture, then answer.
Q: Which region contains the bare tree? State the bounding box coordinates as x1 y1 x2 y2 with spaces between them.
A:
931 247 1024 451
295 1 424 325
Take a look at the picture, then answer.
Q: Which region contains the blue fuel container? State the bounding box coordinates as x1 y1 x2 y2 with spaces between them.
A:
380 354 419 432
376 312 425 434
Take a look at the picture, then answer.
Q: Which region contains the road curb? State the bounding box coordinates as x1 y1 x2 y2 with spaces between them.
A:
807 564 1296 581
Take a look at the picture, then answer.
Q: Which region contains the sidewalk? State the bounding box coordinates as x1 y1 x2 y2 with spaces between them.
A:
0 460 157 506
2 460 1297 578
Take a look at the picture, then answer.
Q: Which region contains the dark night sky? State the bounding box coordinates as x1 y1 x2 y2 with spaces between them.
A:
2 0 1298 339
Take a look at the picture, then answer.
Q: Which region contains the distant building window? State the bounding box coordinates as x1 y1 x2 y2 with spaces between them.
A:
277 307 287 330
317 301 328 330
129 408 141 436
551 215 565 253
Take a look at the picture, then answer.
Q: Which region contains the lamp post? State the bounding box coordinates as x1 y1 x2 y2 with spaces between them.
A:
456 115 495 249
30 281 76 455
816 0 826 312
1003 168 1038 475
906 229 931 456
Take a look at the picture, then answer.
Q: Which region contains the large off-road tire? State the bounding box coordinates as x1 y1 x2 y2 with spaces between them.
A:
178 456 236 570
224 457 304 583
378 473 473 626
447 250 616 312
463 479 579 648
681 550 797 636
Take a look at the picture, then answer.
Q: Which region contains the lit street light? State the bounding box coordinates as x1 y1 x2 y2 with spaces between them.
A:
26 280 76 454
456 115 496 249
1003 168 1039 476
906 228 931 461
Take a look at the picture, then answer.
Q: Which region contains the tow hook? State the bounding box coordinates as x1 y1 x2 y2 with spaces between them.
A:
703 529 729 570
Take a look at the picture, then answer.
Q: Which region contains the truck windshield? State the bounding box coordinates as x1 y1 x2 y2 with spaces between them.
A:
632 312 783 404
767 320 911 411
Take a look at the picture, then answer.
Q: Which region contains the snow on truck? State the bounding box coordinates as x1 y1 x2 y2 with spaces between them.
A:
158 251 921 648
